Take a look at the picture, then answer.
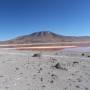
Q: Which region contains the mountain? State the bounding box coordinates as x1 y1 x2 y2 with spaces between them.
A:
0 31 90 44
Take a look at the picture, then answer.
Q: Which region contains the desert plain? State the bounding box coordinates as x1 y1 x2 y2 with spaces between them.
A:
0 45 90 90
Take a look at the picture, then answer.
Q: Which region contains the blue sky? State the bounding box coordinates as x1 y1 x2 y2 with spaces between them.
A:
0 0 90 40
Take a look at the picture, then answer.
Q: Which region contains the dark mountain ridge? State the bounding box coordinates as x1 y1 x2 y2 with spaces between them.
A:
0 31 90 44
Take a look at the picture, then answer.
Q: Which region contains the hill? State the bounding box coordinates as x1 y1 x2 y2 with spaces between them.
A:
0 31 90 44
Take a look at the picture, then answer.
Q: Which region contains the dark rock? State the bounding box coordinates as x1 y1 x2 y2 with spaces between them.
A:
81 53 85 56
54 63 67 71
32 53 41 57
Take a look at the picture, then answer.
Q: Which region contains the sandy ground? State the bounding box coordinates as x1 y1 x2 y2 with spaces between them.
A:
0 48 90 90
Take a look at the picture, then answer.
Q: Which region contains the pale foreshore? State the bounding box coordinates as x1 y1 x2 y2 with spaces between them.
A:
0 47 90 90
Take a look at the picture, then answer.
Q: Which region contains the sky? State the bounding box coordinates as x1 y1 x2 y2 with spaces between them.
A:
0 0 90 40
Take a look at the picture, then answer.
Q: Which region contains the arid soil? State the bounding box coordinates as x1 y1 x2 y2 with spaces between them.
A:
0 47 90 90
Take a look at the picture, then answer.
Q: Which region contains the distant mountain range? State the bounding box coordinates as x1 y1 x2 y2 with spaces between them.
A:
0 31 90 44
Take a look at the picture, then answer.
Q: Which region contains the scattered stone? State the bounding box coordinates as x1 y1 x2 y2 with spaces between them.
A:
5 86 9 89
38 67 43 73
81 53 85 56
0 75 4 78
64 87 67 90
40 77 43 82
54 63 61 69
50 80 54 83
19 72 23 75
73 61 79 64
16 67 19 70
71 73 75 76
55 53 58 55
87 55 90 57
51 74 57 80
85 87 89 90
26 83 31 86
75 85 80 88
42 85 46 88
32 53 41 57
77 78 82 82
53 63 67 71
